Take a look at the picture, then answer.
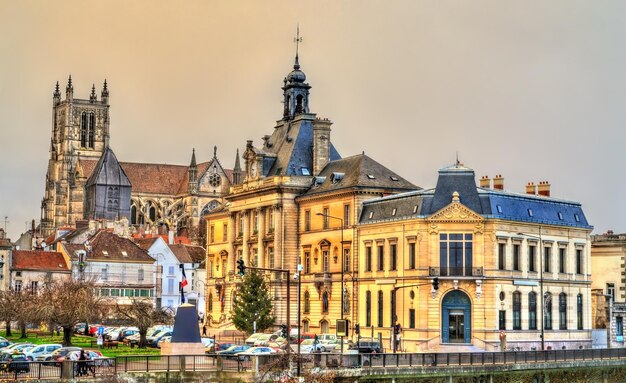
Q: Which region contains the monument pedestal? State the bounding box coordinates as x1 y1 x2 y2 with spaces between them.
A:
161 342 205 355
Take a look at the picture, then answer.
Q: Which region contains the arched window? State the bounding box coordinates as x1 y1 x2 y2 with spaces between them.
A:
377 290 384 327
559 293 567 330
302 319 309 333
528 292 537 330
304 291 310 314
577 294 583 330
512 292 521 330
320 319 329 334
323 250 329 273
296 95 303 113
88 113 95 148
80 112 87 147
322 291 329 314
544 293 553 330
208 293 213 312
149 203 156 222
365 291 372 327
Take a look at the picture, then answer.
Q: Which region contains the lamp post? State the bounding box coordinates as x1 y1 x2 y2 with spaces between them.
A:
517 228 544 351
316 212 346 354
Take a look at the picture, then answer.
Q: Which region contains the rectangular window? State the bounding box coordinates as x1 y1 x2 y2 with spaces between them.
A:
343 248 350 273
268 248 275 269
304 210 311 231
366 291 372 327
409 309 416 329
304 252 311 274
545 294 553 330
168 279 175 294
498 243 506 270
529 245 536 272
390 244 397 271
377 244 384 271
210 225 215 243
607 283 615 302
559 248 566 273
544 246 551 273
617 317 623 336
513 244 520 271
323 208 329 229
513 292 521 330
577 294 583 330
377 291 384 327
440 233 473 276
138 268 144 281
14 281 22 292
344 204 350 227
529 292 537 330
408 242 416 269
576 249 582 274
253 210 259 234
559 294 568 330
168 266 175 275
31 281 38 293
268 208 274 232
101 268 108 281
238 213 244 236
499 310 506 330
365 246 372 272
323 250 329 273
223 223 228 242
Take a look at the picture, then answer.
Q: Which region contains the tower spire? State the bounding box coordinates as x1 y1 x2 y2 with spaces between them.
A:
101 79 109 104
233 148 242 185
53 81 61 104
190 148 197 167
294 24 302 70
66 75 73 101
90 84 97 103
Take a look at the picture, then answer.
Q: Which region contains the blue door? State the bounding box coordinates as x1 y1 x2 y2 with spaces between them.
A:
441 290 471 343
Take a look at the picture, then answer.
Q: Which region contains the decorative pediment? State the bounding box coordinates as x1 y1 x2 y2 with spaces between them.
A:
318 239 331 248
426 200 484 223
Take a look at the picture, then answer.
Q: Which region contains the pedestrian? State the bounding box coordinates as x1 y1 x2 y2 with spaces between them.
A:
78 350 87 376
202 324 207 337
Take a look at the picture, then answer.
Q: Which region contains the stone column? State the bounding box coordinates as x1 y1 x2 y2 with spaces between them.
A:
274 204 283 269
243 210 250 266
257 207 265 268
228 214 236 273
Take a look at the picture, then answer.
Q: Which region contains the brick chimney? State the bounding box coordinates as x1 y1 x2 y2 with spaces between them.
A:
537 181 551 197
313 118 332 176
479 175 491 188
493 174 504 190
525 182 536 195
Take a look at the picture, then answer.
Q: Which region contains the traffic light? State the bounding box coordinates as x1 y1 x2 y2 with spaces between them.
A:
394 323 401 335
354 323 360 335
237 258 245 276
280 324 288 338
432 277 439 291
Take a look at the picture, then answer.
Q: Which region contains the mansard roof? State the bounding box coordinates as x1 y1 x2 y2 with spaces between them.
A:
12 250 70 272
85 148 131 188
360 164 592 229
259 116 341 177
304 154 419 196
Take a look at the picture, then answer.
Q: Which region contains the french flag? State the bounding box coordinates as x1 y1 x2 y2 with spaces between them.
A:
181 267 189 288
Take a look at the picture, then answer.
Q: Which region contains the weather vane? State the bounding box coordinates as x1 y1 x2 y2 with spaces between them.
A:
294 24 303 58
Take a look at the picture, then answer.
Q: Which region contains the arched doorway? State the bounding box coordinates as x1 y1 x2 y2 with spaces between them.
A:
320 320 329 334
441 290 471 343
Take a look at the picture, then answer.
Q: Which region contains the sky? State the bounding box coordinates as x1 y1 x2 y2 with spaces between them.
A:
1 1 625 239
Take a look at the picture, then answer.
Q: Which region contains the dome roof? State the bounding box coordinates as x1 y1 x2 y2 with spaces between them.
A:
286 55 306 83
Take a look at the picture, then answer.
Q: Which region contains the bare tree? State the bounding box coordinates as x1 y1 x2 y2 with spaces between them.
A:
0 289 20 337
35 279 105 346
115 298 172 348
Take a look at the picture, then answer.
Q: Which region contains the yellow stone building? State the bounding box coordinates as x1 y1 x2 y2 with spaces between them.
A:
357 165 593 351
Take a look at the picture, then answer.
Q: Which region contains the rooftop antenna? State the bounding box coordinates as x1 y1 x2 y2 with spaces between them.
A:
3 216 8 233
456 151 460 166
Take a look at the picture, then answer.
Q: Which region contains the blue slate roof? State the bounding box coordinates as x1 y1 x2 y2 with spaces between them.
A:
360 164 592 229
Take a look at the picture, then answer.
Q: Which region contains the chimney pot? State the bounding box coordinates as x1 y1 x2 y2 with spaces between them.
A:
537 181 551 197
525 182 536 195
479 175 491 188
493 174 504 190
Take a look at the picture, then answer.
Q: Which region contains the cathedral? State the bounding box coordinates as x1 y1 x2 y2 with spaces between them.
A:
40 77 242 243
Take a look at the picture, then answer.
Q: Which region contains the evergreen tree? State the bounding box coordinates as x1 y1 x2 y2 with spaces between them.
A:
232 270 275 333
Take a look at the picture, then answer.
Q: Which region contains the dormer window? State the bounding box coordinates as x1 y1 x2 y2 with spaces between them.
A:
392 208 397 216
574 214 580 222
367 175 376 180
390 176 399 181
102 250 109 256
527 209 533 217
413 205 418 214
496 205 503 213
330 172 344 183
557 212 563 220
121 251 128 257
368 211 374 219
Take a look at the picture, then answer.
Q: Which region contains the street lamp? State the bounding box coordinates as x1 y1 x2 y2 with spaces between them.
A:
517 228 544 351
316 212 346 354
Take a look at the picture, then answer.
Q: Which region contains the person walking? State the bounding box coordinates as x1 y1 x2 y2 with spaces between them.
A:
78 350 87 377
202 324 207 337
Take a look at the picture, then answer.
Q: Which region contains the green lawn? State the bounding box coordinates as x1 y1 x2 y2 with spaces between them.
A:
0 331 161 358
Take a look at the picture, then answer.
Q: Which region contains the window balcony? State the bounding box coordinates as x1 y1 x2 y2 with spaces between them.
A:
431 266 483 277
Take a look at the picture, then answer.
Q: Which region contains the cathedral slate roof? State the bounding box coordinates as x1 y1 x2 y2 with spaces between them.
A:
304 154 419 196
12 250 70 272
79 159 235 196
85 148 131 188
360 164 592 229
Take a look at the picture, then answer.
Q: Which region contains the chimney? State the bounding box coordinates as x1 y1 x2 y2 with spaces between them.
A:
168 230 175 245
31 219 36 234
312 118 332 176
525 182 536 195
479 175 491 188
493 174 504 190
537 181 551 197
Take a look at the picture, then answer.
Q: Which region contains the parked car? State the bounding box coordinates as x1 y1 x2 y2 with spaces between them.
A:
0 353 29 373
236 346 278 360
215 343 236 352
254 334 282 346
157 336 171 348
291 339 330 353
317 334 337 344
289 332 316 344
23 344 62 361
349 339 383 354
38 347 82 366
244 333 264 345
216 345 250 359
0 338 13 349
1 343 34 355
148 331 172 347
66 350 113 367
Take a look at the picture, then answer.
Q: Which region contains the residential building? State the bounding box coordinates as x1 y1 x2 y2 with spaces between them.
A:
58 230 156 308
10 250 71 291
0 229 13 291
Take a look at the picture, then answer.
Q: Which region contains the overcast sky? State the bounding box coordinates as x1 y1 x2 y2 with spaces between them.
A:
1 1 625 239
